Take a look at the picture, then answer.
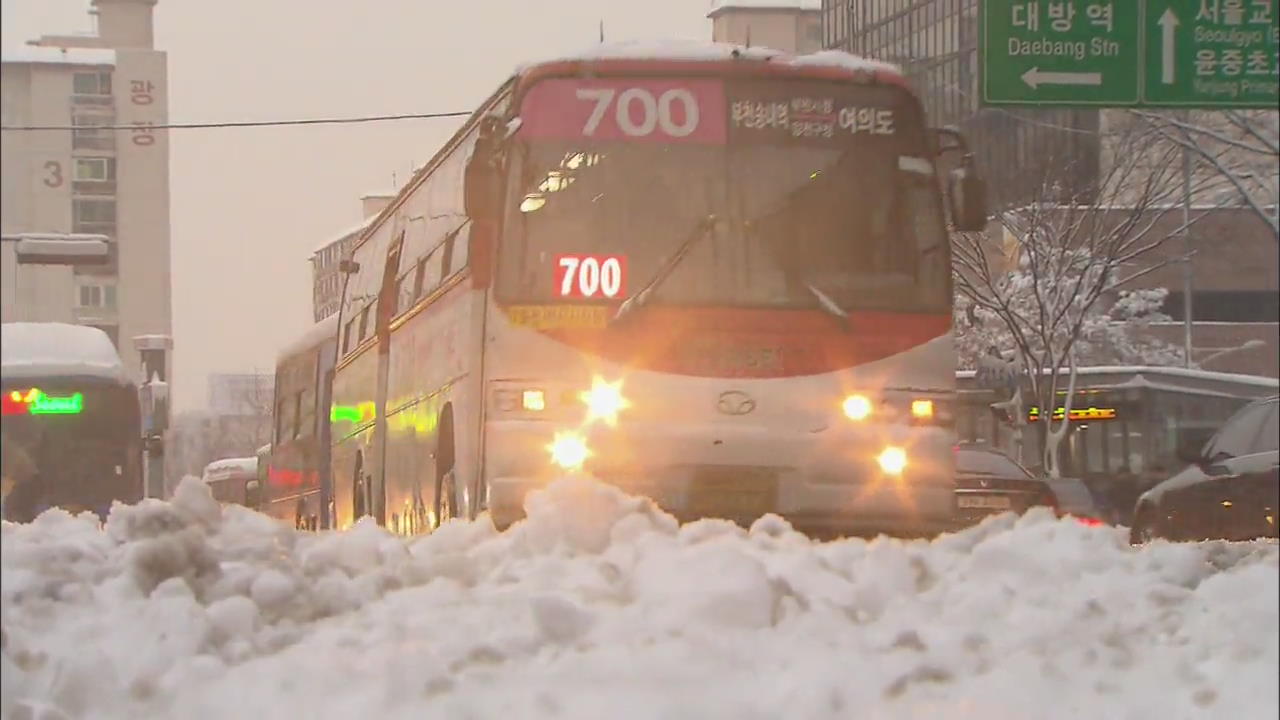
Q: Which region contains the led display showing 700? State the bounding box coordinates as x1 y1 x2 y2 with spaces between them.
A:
555 254 627 299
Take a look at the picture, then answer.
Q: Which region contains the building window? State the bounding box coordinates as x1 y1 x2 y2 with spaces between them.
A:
72 198 117 223
1163 291 1280 323
74 157 116 181
73 71 112 96
77 283 118 309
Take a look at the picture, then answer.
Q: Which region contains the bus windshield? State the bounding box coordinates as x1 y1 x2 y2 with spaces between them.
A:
498 78 949 314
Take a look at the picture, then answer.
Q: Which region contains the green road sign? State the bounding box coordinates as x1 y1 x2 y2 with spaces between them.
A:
1143 0 1280 106
982 0 1279 108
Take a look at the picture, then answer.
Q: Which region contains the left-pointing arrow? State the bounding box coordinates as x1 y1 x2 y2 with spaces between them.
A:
1020 66 1104 89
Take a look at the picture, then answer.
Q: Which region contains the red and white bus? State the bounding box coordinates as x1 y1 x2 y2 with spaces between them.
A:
328 41 987 536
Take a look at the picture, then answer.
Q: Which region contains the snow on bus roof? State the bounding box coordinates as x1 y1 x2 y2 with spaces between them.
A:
276 313 338 363
520 40 899 76
1 322 127 384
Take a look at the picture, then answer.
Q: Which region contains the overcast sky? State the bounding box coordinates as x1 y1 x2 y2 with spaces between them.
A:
2 0 712 410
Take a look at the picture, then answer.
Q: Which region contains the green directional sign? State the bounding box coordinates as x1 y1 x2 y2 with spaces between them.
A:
982 0 1279 108
1143 0 1280 107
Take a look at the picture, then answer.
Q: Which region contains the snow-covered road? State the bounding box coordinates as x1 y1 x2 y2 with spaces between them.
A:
3 476 1276 720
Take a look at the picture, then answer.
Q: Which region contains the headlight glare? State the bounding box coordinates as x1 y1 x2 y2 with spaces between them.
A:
580 376 629 425
547 431 589 470
842 394 873 421
878 446 907 475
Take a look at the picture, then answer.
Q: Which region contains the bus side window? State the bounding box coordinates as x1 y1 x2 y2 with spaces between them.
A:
343 318 355 355
292 391 303 439
275 397 287 445
412 258 427 299
357 305 371 343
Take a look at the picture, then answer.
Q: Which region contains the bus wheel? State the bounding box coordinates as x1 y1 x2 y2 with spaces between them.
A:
432 406 456 530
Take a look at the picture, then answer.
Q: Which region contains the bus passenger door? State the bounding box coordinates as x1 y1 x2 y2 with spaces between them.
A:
370 233 404 526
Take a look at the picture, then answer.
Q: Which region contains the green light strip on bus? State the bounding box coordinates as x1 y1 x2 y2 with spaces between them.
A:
28 390 84 415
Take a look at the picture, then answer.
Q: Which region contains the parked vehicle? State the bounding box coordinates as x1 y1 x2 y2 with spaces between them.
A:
1130 396 1279 544
953 444 1104 527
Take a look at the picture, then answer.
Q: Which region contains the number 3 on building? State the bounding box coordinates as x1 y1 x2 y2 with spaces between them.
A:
555 254 626 299
43 160 63 188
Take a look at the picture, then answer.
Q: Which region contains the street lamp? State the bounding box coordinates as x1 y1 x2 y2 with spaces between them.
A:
1195 339 1266 369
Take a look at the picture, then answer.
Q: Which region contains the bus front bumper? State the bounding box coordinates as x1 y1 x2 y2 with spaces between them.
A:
483 420 957 538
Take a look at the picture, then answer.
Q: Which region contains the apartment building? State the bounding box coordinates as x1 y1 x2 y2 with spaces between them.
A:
310 193 393 322
0 0 171 384
708 0 823 52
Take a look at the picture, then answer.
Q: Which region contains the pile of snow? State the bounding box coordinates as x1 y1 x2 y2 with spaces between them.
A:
1 322 128 384
2 477 1275 719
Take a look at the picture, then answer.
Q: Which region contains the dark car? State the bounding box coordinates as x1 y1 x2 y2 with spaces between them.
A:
953 444 1104 526
1130 396 1279 544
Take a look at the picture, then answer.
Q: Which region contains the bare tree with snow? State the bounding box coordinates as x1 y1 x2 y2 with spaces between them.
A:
1131 109 1279 241
952 123 1203 477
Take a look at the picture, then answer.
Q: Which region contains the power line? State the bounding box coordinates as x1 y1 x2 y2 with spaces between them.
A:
0 110 474 132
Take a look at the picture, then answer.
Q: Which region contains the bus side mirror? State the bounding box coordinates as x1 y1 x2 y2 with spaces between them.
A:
464 115 509 222
948 164 988 232
245 479 262 509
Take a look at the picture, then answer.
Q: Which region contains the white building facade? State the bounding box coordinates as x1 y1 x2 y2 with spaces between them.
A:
0 0 172 385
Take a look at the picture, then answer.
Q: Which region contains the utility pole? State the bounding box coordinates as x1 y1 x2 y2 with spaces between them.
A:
1179 111 1194 368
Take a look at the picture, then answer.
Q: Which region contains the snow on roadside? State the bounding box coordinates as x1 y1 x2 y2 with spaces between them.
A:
2 476 1276 720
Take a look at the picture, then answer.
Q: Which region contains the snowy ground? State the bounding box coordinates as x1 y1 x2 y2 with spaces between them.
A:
2 477 1276 720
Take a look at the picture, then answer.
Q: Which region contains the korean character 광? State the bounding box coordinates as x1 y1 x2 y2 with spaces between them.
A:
1047 1 1076 31
1086 2 1114 31
1219 48 1244 75
1245 49 1270 74
1197 0 1219 22
1012 2 1040 31
1221 0 1245 24
1194 49 1218 76
1249 0 1273 24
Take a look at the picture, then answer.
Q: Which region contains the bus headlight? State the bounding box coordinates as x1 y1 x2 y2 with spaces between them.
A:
842 394 873 421
580 377 629 425
878 446 908 475
548 431 590 470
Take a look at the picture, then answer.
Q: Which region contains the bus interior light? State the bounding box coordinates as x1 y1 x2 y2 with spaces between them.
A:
842 394 873 421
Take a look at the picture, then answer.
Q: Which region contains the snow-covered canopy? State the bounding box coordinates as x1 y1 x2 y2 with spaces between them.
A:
1 476 1275 718
276 313 338 363
1 322 127 384
201 457 258 482
1 46 115 66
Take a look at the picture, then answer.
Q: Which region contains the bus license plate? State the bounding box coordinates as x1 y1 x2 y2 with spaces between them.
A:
687 468 778 518
957 495 1012 510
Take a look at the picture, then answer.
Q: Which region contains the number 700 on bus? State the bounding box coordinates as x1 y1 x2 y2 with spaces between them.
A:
555 254 627 299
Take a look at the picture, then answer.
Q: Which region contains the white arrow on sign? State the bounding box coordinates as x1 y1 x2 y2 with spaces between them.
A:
1158 8 1179 85
1020 67 1104 89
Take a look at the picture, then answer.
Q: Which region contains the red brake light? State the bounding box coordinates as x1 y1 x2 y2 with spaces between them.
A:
1075 516 1104 527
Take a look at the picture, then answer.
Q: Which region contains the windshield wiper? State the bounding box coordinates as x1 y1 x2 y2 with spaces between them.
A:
612 214 718 324
804 282 851 328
